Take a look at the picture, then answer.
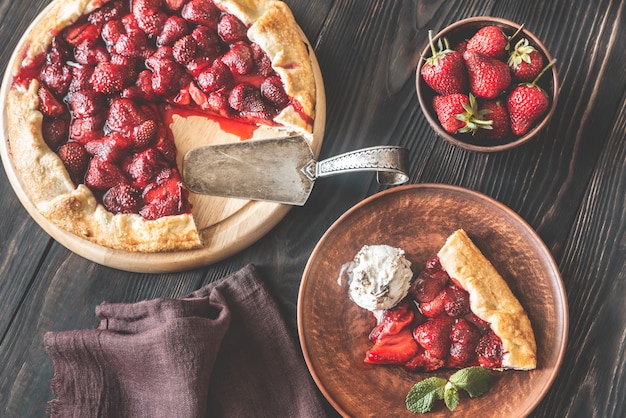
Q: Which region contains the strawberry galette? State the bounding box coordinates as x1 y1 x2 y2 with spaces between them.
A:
5 0 316 252
361 229 536 371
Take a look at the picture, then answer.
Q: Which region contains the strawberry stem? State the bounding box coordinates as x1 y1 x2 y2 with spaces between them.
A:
505 24 525 50
428 30 437 57
530 58 557 86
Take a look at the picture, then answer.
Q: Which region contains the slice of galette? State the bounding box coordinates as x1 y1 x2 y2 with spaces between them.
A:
365 229 537 371
5 0 316 252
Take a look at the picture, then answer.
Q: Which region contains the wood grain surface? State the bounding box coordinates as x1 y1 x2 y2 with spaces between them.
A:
0 0 625 417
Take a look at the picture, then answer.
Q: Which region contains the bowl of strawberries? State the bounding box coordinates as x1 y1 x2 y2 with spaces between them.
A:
416 17 559 152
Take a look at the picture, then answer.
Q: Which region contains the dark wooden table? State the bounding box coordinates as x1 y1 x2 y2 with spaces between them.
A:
1 0 625 417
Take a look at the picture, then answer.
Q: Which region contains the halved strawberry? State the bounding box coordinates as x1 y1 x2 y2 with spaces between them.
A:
369 300 419 342
365 328 420 365
38 86 65 117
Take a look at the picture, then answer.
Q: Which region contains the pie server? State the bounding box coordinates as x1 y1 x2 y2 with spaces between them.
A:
182 135 410 206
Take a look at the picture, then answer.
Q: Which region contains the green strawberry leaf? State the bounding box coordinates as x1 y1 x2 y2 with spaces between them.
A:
443 382 460 411
405 377 447 413
449 366 493 398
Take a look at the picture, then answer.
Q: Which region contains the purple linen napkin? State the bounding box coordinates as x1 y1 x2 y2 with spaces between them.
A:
44 264 326 417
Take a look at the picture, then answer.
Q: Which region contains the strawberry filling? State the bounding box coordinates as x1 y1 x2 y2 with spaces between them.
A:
14 0 301 220
364 256 505 370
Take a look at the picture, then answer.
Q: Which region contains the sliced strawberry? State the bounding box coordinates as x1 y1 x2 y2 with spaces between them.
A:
369 300 418 342
63 22 101 47
38 86 65 117
413 317 454 360
85 157 128 190
57 142 89 181
103 183 142 214
140 169 190 219
365 328 420 365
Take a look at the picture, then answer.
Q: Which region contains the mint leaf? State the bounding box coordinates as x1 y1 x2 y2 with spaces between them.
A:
443 382 459 411
405 377 446 413
449 366 493 398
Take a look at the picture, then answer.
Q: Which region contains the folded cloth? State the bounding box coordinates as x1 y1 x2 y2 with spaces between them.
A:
44 264 326 418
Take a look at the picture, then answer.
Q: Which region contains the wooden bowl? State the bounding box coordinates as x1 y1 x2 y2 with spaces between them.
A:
416 17 559 152
298 184 568 417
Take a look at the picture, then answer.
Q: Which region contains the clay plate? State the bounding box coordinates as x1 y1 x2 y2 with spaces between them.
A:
0 0 325 273
298 184 568 417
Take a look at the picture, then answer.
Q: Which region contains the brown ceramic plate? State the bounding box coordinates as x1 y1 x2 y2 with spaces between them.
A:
298 184 568 417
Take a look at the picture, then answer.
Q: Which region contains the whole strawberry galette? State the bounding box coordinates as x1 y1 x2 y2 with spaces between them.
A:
5 0 316 252
346 229 536 371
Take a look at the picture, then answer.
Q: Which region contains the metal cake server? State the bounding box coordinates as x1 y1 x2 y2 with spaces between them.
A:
182 135 410 205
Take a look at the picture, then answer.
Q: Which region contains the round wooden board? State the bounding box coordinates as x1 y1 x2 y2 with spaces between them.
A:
0 1 326 273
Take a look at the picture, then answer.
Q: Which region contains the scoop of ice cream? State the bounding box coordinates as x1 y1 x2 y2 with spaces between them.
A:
346 245 413 311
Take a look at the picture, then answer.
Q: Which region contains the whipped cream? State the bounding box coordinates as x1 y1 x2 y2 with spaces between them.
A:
345 245 413 311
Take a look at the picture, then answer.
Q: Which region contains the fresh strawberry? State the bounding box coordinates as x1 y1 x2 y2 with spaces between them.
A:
84 132 132 163
463 50 512 99
103 183 142 214
181 0 220 28
42 117 69 150
465 25 518 60
432 93 490 134
508 38 545 82
421 30 468 95
90 62 132 95
157 16 190 46
260 76 290 107
365 328 420 365
57 142 89 180
221 41 254 75
218 14 248 44
85 157 128 190
506 59 556 135
476 331 504 368
448 318 481 367
475 99 510 140
38 86 65 117
413 317 454 359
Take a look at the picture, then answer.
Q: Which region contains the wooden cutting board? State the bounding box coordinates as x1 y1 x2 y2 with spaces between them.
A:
0 1 326 273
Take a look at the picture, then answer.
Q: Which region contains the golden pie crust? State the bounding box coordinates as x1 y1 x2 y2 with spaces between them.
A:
437 229 537 370
5 0 317 252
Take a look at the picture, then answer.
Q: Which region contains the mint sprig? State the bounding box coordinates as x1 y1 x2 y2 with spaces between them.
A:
405 367 493 413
